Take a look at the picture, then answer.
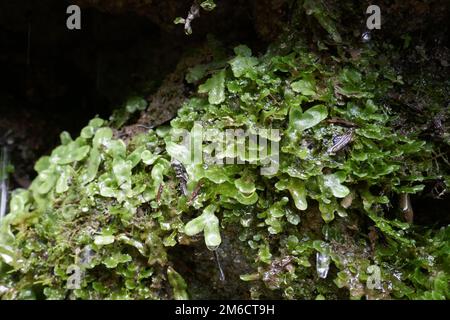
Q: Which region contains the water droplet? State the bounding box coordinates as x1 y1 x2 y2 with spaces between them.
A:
213 250 226 282
316 252 330 279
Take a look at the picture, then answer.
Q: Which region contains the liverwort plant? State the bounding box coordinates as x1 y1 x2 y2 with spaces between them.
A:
0 3 449 299
184 204 221 250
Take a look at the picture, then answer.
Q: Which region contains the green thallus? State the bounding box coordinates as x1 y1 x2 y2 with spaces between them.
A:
184 204 221 250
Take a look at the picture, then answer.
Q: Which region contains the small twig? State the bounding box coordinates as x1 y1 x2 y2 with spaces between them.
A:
171 160 188 196
188 181 204 204
178 3 201 35
431 151 450 165
326 117 358 128
156 183 164 204
268 93 281 106
135 124 152 130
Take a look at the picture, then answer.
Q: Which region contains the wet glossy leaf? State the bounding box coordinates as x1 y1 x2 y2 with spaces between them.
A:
94 235 115 246
198 70 226 105
296 105 328 132
125 97 147 113
234 175 256 194
323 173 350 198
141 150 160 165
80 148 101 184
276 178 308 210
93 127 113 149
103 253 132 268
56 166 72 193
230 55 258 78
291 78 316 96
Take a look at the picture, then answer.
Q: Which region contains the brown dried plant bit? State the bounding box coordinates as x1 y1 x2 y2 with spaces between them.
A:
327 129 354 154
262 256 294 288
213 250 226 282
326 117 358 128
171 159 188 196
399 193 414 224
340 191 354 209
188 181 204 204
175 3 201 35
156 183 164 203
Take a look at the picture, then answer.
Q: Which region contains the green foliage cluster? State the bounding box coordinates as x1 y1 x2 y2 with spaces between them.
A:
1 3 449 299
171 36 449 299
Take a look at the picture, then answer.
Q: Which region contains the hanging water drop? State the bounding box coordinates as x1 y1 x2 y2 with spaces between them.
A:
316 252 330 279
205 227 221 251
204 211 222 250
213 250 226 282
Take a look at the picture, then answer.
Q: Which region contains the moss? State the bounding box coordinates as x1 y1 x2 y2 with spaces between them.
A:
0 0 449 300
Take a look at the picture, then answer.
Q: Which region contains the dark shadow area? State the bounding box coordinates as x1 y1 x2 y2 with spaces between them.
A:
168 229 255 299
0 0 259 189
412 194 450 227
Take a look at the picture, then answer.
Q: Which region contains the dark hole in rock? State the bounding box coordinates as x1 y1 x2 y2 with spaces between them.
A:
0 0 258 190
167 231 255 299
412 194 450 227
